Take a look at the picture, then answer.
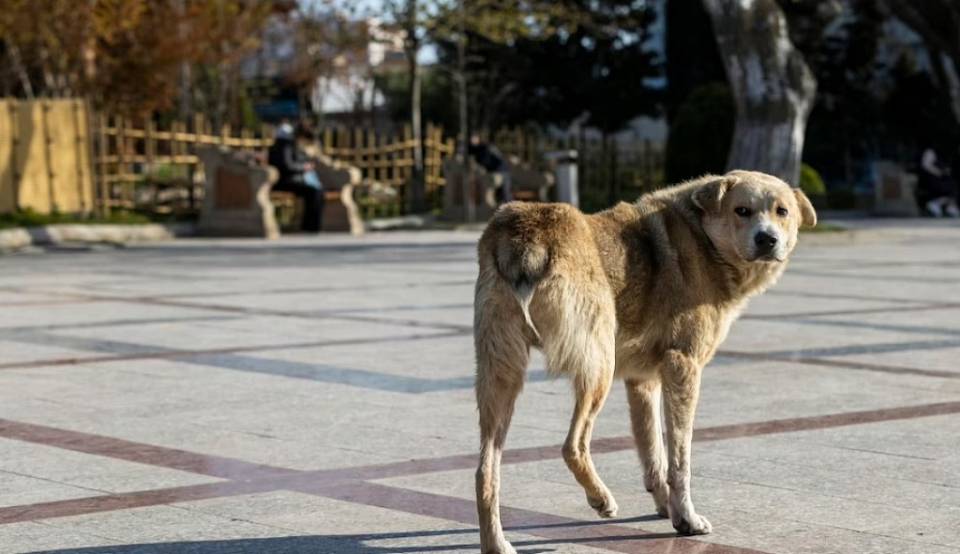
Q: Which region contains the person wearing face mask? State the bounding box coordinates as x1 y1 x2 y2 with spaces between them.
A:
268 123 325 232
468 133 512 204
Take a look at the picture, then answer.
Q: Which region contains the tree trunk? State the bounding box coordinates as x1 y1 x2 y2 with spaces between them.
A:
8 43 35 99
405 0 426 213
702 0 816 185
938 53 960 125
457 0 474 222
177 0 192 121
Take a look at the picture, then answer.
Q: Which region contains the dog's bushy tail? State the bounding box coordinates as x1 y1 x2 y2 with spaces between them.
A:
494 236 550 340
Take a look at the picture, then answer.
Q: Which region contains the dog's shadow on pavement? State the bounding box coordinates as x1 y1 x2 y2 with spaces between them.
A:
32 516 673 554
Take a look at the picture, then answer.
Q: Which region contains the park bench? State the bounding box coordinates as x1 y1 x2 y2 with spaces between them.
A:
273 148 366 235
197 146 365 238
873 160 920 217
441 156 554 221
196 146 281 239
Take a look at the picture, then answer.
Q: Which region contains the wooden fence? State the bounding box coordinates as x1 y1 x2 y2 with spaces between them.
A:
92 114 273 215
319 124 455 217
0 99 95 215
0 98 664 219
92 116 456 218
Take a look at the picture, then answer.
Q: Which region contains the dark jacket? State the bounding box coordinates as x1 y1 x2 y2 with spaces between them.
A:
268 137 307 187
469 142 507 173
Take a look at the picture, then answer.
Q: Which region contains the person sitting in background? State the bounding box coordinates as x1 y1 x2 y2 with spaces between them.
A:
917 145 959 218
468 134 512 203
268 123 325 232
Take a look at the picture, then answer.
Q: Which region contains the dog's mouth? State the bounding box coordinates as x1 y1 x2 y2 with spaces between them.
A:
749 253 784 263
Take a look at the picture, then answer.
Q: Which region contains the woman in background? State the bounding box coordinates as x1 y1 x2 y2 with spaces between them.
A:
268 123 325 232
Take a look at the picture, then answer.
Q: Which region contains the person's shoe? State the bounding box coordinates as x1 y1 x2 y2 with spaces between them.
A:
926 199 944 217
946 203 960 218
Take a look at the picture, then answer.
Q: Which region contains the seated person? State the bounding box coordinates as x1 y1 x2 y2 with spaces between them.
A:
468 134 512 203
917 145 959 218
268 123 325 231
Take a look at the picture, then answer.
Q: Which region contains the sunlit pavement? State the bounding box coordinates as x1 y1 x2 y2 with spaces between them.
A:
1 221 959 553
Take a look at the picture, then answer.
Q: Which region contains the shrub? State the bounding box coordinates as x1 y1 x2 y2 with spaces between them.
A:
799 163 826 197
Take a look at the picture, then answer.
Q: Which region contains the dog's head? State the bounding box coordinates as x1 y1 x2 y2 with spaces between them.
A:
692 170 817 265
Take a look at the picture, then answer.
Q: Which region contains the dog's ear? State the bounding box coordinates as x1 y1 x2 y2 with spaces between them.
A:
793 188 818 227
692 176 736 214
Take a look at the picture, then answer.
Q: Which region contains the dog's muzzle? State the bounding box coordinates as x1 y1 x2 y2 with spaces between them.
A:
752 231 781 261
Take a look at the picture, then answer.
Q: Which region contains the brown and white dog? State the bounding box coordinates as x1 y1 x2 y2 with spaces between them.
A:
473 170 817 553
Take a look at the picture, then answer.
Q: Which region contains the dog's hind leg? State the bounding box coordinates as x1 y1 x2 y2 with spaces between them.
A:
549 295 618 519
625 378 670 518
564 366 618 518
475 301 529 554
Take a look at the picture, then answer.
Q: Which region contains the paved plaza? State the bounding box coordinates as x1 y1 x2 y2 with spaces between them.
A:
1 221 959 554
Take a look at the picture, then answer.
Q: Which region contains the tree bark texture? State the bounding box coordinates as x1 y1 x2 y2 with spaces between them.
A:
940 52 960 125
457 0 474 222
405 0 426 213
702 0 817 185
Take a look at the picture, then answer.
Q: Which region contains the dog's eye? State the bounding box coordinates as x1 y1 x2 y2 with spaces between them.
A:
734 207 752 217
776 207 789 217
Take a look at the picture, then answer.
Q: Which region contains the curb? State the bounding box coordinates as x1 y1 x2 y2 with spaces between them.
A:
0 223 194 252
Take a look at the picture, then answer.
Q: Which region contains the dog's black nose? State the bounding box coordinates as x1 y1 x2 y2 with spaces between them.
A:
754 231 778 251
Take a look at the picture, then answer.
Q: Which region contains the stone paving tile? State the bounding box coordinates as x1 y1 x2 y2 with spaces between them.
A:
252 334 483 382
774 272 960 304
721 316 957 355
699 508 960 554
0 301 225 330
35 316 430 353
0 471 103 509
37 504 295 546
174 284 474 315
0 340 106 366
2 225 960 553
0 521 123 553
0 291 79 305
380 440 960 554
743 292 920 317
173 490 538 554
0 438 220 496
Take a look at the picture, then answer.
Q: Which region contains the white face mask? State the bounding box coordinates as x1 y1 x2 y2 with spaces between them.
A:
276 123 294 139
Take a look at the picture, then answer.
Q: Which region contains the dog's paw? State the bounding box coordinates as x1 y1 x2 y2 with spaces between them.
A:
672 512 712 536
482 540 517 554
645 482 670 518
587 493 619 518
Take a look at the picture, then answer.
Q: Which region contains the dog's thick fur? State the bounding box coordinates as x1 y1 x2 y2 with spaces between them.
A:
473 170 817 553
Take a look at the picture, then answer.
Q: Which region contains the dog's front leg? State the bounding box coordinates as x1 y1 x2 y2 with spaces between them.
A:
661 351 712 535
625 379 670 517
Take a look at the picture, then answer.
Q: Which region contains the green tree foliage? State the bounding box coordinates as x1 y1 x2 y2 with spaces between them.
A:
799 0 885 186
664 83 734 184
431 0 662 135
375 67 458 131
0 0 283 121
664 0 725 121
879 0 960 125
799 0 958 186
883 56 960 153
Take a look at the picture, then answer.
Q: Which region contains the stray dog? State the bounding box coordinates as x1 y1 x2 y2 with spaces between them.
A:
473 170 817 553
